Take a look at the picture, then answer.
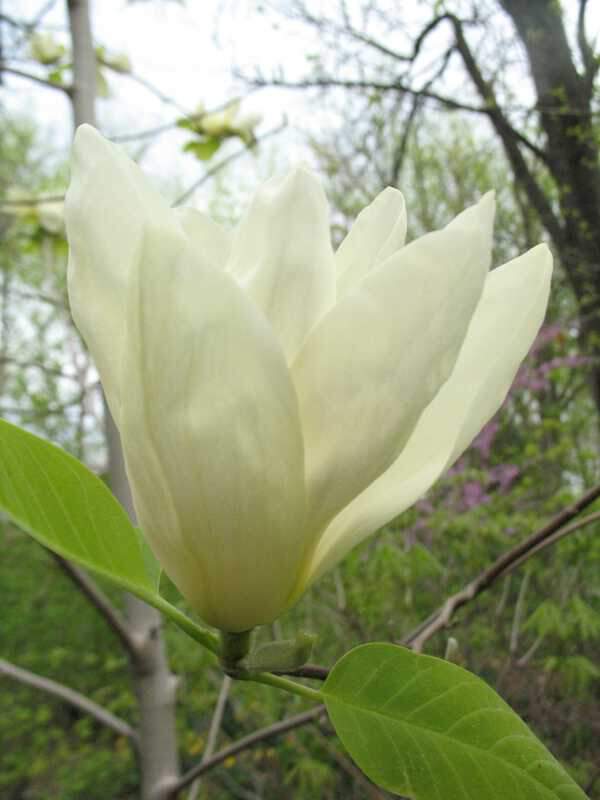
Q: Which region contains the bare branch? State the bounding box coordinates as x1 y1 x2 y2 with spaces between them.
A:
170 706 325 795
248 74 487 114
402 484 600 652
51 553 141 659
447 14 563 246
0 657 138 743
1 66 72 94
296 5 412 63
187 675 232 800
108 89 261 144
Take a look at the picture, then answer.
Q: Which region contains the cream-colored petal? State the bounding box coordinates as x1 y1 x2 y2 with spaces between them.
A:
335 187 407 296
226 168 336 363
175 207 231 270
299 244 552 589
292 194 495 541
66 124 177 425
120 227 307 632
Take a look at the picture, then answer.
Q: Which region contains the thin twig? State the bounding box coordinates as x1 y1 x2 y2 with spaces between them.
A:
51 552 141 659
247 74 485 114
109 89 261 143
1 66 71 93
274 663 329 680
0 193 65 208
402 486 600 651
187 675 232 800
169 706 325 796
172 122 287 207
0 657 138 744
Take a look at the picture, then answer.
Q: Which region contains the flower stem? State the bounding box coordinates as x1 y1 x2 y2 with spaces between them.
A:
219 629 253 670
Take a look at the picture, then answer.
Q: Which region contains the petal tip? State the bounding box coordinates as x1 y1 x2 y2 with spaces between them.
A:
479 190 496 224
379 186 406 211
536 242 554 271
73 123 103 153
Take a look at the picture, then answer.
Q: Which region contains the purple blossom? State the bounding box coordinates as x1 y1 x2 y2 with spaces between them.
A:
462 480 490 509
472 420 499 460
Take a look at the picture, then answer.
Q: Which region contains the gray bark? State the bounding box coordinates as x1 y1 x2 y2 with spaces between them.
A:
66 2 180 796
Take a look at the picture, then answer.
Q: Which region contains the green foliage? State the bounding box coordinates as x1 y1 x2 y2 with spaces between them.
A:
0 524 137 799
183 136 222 161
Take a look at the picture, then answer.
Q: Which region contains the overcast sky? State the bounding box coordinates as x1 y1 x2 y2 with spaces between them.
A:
4 0 327 209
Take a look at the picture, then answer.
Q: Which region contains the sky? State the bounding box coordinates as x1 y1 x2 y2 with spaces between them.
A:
3 0 600 212
3 0 328 209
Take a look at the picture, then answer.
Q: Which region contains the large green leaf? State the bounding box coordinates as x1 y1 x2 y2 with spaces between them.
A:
0 418 152 592
0 419 218 653
323 643 588 800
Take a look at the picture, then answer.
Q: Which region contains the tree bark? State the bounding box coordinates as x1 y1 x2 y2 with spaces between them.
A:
496 0 600 410
66 2 180 797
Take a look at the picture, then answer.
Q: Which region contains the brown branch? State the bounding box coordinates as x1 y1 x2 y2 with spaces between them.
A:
249 74 487 114
0 657 138 744
169 706 326 796
402 483 600 652
51 553 141 659
252 72 549 165
448 14 563 245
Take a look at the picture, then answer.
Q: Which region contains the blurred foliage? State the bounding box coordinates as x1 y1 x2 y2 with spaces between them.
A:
1 81 600 800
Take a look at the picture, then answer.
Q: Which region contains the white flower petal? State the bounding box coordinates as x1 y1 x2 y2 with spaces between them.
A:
335 187 407 296
292 193 495 540
300 244 552 587
175 207 231 270
226 168 336 363
120 227 307 632
66 124 177 425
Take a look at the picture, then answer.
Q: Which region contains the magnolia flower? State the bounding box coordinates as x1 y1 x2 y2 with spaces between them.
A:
197 101 261 144
66 125 552 632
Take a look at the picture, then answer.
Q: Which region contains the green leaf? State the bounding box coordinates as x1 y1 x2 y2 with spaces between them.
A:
243 631 317 672
323 643 588 800
135 528 161 592
0 418 152 593
183 137 221 161
0 420 218 653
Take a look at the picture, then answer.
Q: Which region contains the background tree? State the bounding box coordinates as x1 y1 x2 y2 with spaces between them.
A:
251 0 600 412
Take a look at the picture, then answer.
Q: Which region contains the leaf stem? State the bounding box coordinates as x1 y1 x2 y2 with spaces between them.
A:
242 670 324 702
145 592 220 654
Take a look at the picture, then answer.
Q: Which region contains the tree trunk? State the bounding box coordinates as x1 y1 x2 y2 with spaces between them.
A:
66 2 180 796
498 0 600 409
